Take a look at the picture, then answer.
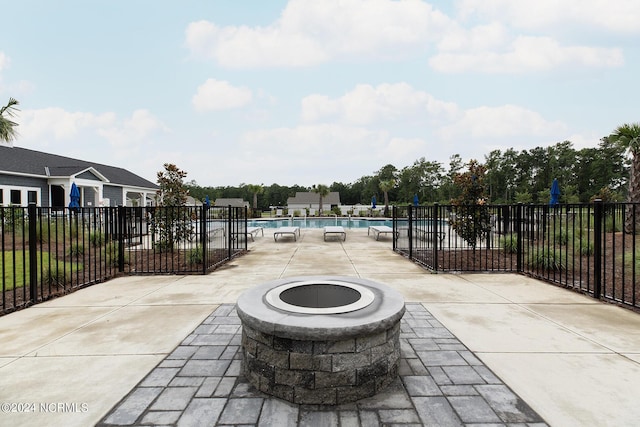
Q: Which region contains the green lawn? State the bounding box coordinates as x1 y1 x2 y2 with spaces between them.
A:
1 251 82 290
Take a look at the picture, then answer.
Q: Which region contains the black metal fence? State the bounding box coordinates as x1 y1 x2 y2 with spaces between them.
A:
394 202 640 311
1 204 247 315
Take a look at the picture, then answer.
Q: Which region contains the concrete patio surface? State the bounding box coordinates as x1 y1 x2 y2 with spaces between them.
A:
0 228 639 426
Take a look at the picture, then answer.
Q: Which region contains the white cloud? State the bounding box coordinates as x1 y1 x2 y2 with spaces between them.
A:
301 83 458 125
18 108 168 151
0 52 35 95
437 22 509 52
185 20 329 68
430 36 624 73
0 52 9 71
192 78 253 111
0 52 8 92
235 123 429 185
185 0 451 67
184 0 628 75
564 131 603 150
241 124 386 156
457 0 640 33
384 137 427 163
438 104 567 140
98 109 170 147
19 108 116 141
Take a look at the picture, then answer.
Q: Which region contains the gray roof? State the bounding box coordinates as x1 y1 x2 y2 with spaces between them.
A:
0 145 157 189
287 191 341 205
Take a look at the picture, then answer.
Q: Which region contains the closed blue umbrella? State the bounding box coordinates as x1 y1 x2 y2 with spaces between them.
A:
371 195 377 209
549 178 560 206
205 195 211 207
413 194 419 206
69 182 80 209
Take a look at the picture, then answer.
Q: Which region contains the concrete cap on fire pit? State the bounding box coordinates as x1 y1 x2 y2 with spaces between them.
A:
236 276 405 341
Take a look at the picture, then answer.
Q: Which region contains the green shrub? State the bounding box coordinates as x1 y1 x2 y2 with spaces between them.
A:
34 221 48 243
604 216 622 233
68 243 84 257
500 234 518 254
66 219 82 239
187 245 203 265
579 240 594 256
2 207 24 232
153 239 173 253
105 242 128 266
42 267 66 287
622 253 640 274
89 231 105 247
527 248 565 271
553 229 570 246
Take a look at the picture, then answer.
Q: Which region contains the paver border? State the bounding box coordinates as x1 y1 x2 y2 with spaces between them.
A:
97 303 547 426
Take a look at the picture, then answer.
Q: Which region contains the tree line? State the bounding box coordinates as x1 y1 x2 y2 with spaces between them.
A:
185 138 630 211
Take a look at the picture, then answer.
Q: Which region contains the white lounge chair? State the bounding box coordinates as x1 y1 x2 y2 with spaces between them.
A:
230 226 265 242
207 226 226 241
247 226 264 241
274 226 300 241
323 226 346 241
414 226 446 247
367 225 396 240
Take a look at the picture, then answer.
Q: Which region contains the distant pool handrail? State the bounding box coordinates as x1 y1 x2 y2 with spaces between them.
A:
246 217 445 229
247 217 392 229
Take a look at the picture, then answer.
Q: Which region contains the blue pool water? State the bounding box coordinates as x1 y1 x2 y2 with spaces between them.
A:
247 218 394 229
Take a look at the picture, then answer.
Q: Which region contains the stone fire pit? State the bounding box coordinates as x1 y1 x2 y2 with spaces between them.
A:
236 276 405 405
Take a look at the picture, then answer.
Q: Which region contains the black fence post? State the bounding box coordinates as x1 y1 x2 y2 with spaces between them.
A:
516 203 523 272
117 206 126 272
28 203 38 304
392 206 396 251
433 203 440 272
201 203 208 274
408 205 413 261
244 207 248 251
593 199 603 299
227 205 232 261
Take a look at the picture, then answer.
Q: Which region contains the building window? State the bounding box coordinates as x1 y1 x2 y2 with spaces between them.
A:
10 190 21 205
28 191 37 204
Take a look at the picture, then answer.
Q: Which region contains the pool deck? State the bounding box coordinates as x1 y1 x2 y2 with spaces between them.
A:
1 228 640 426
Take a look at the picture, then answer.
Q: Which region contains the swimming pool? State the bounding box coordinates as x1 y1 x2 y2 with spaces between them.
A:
247 218 395 229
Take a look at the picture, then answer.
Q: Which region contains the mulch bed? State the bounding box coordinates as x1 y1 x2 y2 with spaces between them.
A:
411 232 639 309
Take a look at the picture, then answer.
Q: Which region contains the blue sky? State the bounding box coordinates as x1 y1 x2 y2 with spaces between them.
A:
1 0 639 187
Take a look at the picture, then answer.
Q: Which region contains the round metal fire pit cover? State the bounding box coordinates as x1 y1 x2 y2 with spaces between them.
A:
265 280 375 314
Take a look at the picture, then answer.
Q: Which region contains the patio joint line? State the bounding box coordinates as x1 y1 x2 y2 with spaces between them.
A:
278 247 300 278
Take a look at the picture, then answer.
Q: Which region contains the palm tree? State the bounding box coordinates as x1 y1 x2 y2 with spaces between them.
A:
379 179 395 217
0 98 19 143
246 184 263 217
312 184 330 215
609 123 640 234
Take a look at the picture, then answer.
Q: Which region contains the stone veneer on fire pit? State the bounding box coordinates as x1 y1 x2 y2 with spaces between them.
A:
236 276 406 405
